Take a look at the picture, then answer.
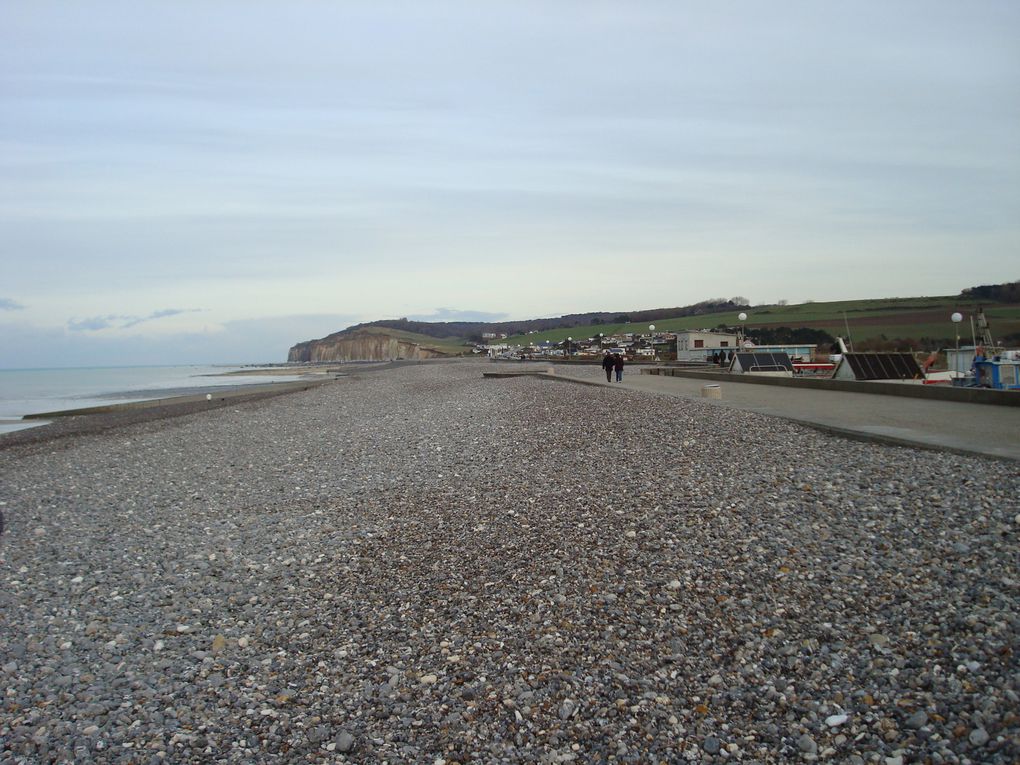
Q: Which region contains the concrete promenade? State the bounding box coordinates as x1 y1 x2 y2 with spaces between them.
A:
552 368 1020 462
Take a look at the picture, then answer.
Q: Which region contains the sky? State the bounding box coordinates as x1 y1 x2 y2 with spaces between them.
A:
1 1 1018 367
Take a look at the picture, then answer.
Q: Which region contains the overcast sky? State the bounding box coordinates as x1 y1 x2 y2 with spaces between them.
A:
2 1 1018 367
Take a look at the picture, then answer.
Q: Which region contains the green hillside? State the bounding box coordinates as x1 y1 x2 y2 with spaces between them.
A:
505 296 1020 349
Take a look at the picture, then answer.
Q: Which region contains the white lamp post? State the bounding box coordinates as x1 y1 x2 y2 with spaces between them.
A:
951 312 963 382
566 336 572 358
737 312 748 347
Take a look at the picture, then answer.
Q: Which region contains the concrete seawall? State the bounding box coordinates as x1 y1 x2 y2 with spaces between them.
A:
642 366 1020 407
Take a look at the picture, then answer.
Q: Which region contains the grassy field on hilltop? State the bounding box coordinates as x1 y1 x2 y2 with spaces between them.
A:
505 296 1020 347
353 326 470 355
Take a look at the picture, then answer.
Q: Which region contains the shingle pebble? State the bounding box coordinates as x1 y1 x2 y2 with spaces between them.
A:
0 360 1017 763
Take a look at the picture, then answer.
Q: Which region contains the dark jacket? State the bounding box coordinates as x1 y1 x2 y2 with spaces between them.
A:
601 355 614 371
613 354 625 371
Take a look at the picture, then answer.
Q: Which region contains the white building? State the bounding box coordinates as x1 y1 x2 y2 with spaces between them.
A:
675 331 739 361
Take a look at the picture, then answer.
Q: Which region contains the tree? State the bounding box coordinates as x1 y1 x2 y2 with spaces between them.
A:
960 280 1020 302
746 326 836 345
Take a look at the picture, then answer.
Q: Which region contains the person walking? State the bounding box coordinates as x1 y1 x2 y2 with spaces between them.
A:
613 353 625 382
601 352 614 382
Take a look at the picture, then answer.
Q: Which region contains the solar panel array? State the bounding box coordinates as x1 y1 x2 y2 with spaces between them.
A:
733 352 794 372
843 353 922 380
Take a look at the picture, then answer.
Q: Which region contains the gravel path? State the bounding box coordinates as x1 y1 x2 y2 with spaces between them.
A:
1 360 1017 764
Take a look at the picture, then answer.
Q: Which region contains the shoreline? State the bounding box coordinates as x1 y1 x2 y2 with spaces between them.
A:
0 378 334 452
0 360 452 452
22 378 333 419
0 359 457 452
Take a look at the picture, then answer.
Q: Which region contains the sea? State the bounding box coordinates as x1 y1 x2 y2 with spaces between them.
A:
0 365 307 434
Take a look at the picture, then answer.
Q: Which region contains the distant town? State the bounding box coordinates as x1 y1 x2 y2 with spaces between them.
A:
475 319 1020 390
478 326 817 365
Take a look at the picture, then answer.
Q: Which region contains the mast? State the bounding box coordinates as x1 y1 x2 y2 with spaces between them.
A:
976 308 995 349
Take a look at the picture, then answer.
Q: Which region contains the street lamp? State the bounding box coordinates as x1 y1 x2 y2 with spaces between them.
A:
737 313 748 347
566 336 572 358
951 312 963 382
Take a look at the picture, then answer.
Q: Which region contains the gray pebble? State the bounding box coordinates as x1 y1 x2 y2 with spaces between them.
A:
905 711 928 729
798 734 818 754
969 727 989 747
336 730 355 753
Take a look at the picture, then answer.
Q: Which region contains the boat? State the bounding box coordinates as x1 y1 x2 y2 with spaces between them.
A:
947 310 1020 390
973 349 1020 390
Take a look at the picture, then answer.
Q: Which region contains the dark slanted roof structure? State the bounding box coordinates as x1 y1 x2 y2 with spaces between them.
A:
833 352 922 381
730 352 794 374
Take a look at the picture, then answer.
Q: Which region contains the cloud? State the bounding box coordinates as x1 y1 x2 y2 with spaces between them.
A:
0 297 25 310
121 308 201 328
2 1 1016 343
67 314 128 331
67 308 201 332
407 307 509 322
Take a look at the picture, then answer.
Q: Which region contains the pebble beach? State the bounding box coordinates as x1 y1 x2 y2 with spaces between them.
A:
1 360 1017 764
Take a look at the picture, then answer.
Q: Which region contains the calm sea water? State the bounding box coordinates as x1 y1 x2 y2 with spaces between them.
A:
0 365 305 433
